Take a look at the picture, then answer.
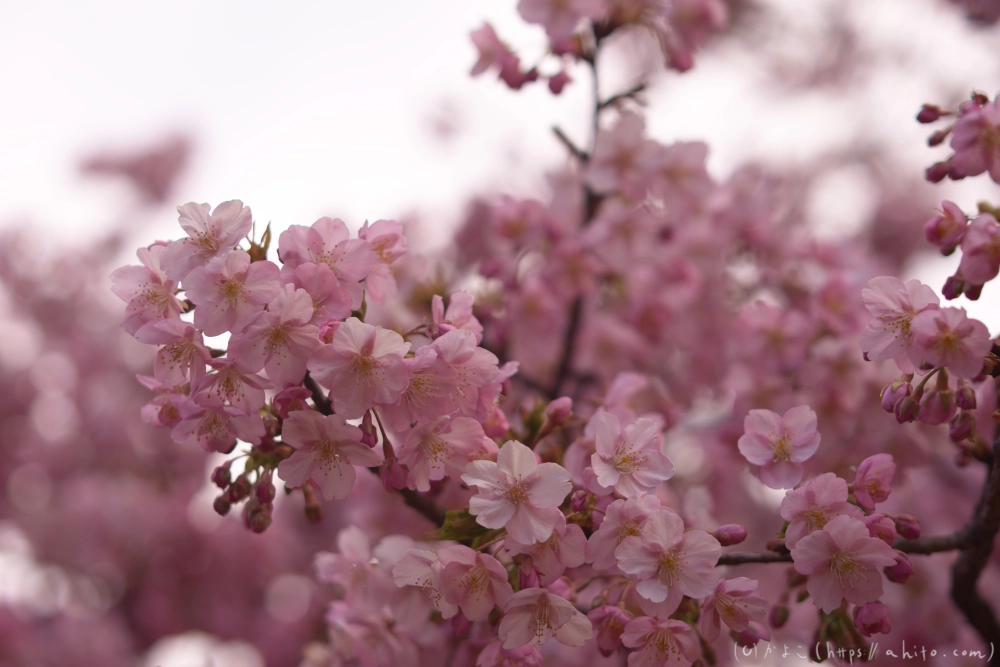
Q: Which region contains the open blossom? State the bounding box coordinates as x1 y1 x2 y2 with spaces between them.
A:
957 214 1000 285
379 346 457 431
859 276 940 372
476 641 544 667
586 112 652 197
135 318 210 387
276 410 382 500
315 527 387 601
392 548 458 618
615 508 721 615
589 412 674 497
588 606 632 656
283 262 353 326
587 494 662 570
160 200 253 280
462 440 573 543
277 216 377 309
431 329 501 416
621 616 700 667
182 250 280 336
504 512 587 585
171 400 263 453
790 515 897 613
950 95 1000 182
228 285 322 387
438 544 514 621
737 405 821 489
517 0 606 40
699 578 769 642
853 454 896 512
779 472 864 549
910 307 991 378
194 357 270 414
396 415 489 492
308 317 411 419
111 242 184 335
924 201 967 250
498 588 592 650
359 219 406 304
432 291 484 343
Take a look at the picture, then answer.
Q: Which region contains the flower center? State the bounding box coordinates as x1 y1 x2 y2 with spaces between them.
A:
619 519 642 542
505 479 530 505
612 443 647 474
529 599 555 640
220 278 244 305
657 551 680 586
771 434 792 462
646 628 682 661
830 550 867 590
351 354 382 386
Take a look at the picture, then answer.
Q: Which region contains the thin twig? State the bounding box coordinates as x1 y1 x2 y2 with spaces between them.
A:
598 82 647 110
552 126 588 162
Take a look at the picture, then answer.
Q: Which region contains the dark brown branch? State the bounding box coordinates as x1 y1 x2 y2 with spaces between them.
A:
552 126 588 162
598 82 647 110
303 372 332 415
718 530 981 565
718 551 792 565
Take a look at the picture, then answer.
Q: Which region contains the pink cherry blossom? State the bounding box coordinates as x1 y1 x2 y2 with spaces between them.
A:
621 616 700 667
497 587 592 650
779 472 864 549
392 548 459 619
517 0 606 41
853 453 896 512
470 23 516 77
790 515 898 613
853 602 892 637
378 346 458 431
504 512 587 585
589 412 674 497
615 508 720 615
737 405 821 489
193 357 270 414
136 375 188 427
950 95 1000 182
314 526 381 600
432 291 484 343
859 276 940 372
272 385 312 419
283 262 353 326
586 494 662 571
588 606 632 657
277 217 377 309
396 415 489 492
171 400 263 453
160 201 253 280
924 200 967 250
276 410 382 500
957 213 1000 285
227 284 321 387
586 112 653 197
431 329 501 417
182 250 280 335
699 578 769 642
462 440 573 543
358 219 406 304
110 243 184 335
438 544 514 621
476 641 544 667
134 318 210 387
910 306 992 378
307 317 411 419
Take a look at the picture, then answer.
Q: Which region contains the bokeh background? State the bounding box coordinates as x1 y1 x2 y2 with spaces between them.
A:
2 0 1000 665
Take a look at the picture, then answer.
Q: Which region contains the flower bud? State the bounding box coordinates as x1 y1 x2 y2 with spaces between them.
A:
548 71 571 95
942 275 965 300
918 389 955 425
894 514 921 540
732 621 770 648
226 474 251 503
966 283 984 301
854 602 892 637
518 558 541 590
926 160 952 183
927 126 952 146
884 551 913 584
256 470 276 503
949 411 976 442
570 489 590 513
272 386 312 419
482 404 510 438
712 524 748 547
213 495 231 516
250 506 273 534
451 613 471 638
894 395 920 423
769 604 790 629
880 379 911 413
360 411 378 448
211 464 231 489
916 104 944 123
954 379 977 410
864 514 897 545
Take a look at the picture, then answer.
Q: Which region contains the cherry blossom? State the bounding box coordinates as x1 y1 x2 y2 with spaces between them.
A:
497 587 592 650
859 276 940 372
284 262 353 326
589 411 674 497
193 357 270 414
431 329 501 416
853 453 897 512
432 291 484 343
160 200 253 280
276 410 382 500
779 472 865 548
378 346 458 431
957 213 1000 285
699 578 769 642
462 440 573 543
438 544 514 621
358 219 406 304
588 605 632 657
737 405 821 489
620 616 700 667
110 242 183 335
396 415 489 492
517 0 606 41
950 94 1000 182
503 512 587 584
307 317 411 419
392 547 459 619
586 494 662 571
910 306 992 378
171 401 263 453
615 508 721 615
854 602 892 637
790 515 898 613
134 318 210 387
182 250 280 335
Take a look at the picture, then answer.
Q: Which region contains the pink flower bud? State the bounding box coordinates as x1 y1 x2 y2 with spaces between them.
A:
942 275 966 300
917 104 944 123
950 411 976 442
924 201 967 251
519 557 541 589
451 613 471 638
864 514 897 545
548 71 571 95
256 470 276 503
894 514 921 540
884 551 913 584
360 411 378 447
918 389 956 425
570 489 590 513
226 474 251 503
211 464 231 489
926 160 952 183
769 604 790 629
250 507 272 533
956 378 977 410
272 386 312 419
544 397 573 424
928 126 952 146
732 621 770 648
483 404 511 438
880 379 911 413
853 602 892 637
213 495 231 516
895 396 920 423
712 524 748 547
966 283 984 300
318 320 340 344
